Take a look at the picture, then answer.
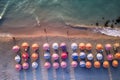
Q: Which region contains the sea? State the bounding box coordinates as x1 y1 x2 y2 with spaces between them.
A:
0 0 120 27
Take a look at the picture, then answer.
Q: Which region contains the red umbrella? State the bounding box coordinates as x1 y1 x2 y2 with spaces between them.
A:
22 53 29 61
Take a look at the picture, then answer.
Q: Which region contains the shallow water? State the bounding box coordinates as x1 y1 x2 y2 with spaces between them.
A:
0 0 120 27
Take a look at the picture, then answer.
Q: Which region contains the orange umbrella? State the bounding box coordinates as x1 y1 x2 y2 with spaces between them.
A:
31 53 39 61
114 43 119 48
114 53 120 60
79 43 85 50
32 43 39 51
94 61 101 68
86 61 92 69
103 61 109 68
86 43 92 51
96 44 103 51
21 42 29 51
112 60 119 67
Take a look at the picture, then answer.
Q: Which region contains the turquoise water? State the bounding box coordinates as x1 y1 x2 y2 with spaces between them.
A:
0 0 120 27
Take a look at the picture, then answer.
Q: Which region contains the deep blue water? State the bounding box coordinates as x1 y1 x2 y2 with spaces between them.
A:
0 0 120 27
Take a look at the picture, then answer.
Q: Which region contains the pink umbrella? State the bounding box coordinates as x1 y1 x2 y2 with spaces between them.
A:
15 64 21 71
12 45 20 53
43 43 50 51
44 62 51 69
53 62 59 69
52 53 59 60
71 61 78 68
61 61 67 68
22 62 29 70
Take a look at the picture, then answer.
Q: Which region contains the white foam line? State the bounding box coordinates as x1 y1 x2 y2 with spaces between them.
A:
0 1 10 20
39 56 48 80
53 69 57 80
108 67 113 80
32 69 37 80
23 70 27 80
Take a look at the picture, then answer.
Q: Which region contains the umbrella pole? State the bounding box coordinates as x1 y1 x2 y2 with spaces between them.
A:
44 28 48 43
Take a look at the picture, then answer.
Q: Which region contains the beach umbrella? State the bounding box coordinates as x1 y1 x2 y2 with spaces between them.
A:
79 52 86 59
113 43 119 48
86 43 92 51
43 43 50 51
21 42 29 51
94 61 101 68
32 43 39 51
71 43 78 51
107 54 113 61
22 53 29 61
71 52 78 60
96 53 103 60
86 61 92 69
61 61 67 68
79 43 85 50
105 44 112 51
112 60 119 67
60 42 66 50
22 62 29 70
31 53 38 61
52 43 59 50
80 61 86 68
61 52 67 59
15 64 21 71
103 61 109 68
96 44 103 51
114 53 120 60
32 62 38 69
53 62 59 69
52 53 59 60
14 55 21 63
87 53 94 61
44 52 51 59
71 61 78 68
12 45 20 53
44 62 51 69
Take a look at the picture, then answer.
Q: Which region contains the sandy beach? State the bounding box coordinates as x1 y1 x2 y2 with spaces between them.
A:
0 21 120 80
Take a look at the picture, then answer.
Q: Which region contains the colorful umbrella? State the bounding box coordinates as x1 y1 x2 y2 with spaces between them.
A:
71 61 78 68
94 61 101 68
87 53 94 61
96 53 103 61
96 44 103 51
79 43 85 50
31 53 38 61
52 43 59 50
86 43 92 51
61 61 67 68
107 54 113 61
43 43 50 51
12 45 20 53
71 52 78 60
105 44 112 51
32 62 38 69
44 52 51 59
22 62 29 70
60 42 66 50
61 52 67 59
79 52 86 59
32 43 39 51
86 61 92 69
112 60 119 67
71 43 78 51
114 53 120 60
22 53 29 61
53 62 59 69
21 42 29 51
44 62 51 69
14 55 21 63
15 64 21 71
52 53 59 60
79 61 86 68
103 61 109 68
